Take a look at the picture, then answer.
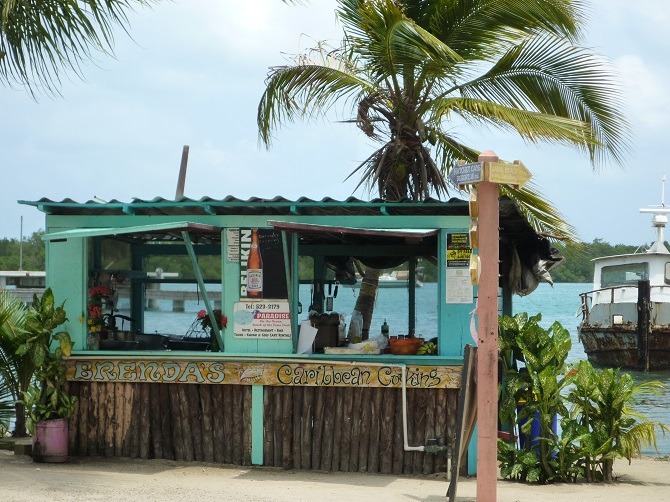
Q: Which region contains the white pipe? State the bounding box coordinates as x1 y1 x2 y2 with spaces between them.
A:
401 364 425 452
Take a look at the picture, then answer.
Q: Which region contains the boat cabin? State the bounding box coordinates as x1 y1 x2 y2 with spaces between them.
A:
21 195 558 473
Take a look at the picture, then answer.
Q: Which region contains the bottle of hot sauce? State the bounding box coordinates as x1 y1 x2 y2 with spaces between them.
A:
246 228 263 298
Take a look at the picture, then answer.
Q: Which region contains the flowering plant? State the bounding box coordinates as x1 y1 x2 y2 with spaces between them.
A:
197 309 227 332
87 286 111 333
89 285 111 299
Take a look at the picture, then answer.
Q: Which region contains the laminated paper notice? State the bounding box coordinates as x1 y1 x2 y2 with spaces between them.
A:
446 232 473 304
446 268 473 304
233 300 292 339
226 228 240 262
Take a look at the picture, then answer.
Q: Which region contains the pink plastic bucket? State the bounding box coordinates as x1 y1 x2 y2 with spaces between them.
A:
33 418 69 463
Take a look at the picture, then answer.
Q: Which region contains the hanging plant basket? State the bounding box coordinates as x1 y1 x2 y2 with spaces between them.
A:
184 317 212 340
165 315 212 351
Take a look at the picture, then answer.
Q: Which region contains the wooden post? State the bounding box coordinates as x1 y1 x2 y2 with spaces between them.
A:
638 279 651 372
476 150 500 502
175 145 189 198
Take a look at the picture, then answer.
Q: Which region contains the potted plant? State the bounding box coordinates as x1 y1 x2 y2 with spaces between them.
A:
18 288 76 462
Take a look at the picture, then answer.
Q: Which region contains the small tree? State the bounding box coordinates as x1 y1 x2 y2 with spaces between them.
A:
0 290 31 436
566 360 670 482
498 313 571 483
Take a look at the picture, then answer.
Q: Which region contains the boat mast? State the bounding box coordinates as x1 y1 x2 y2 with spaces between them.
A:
640 174 670 254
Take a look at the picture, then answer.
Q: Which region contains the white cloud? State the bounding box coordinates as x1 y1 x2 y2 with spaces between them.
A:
615 55 670 129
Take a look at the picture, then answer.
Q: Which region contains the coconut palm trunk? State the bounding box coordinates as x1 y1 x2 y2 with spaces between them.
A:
351 267 380 339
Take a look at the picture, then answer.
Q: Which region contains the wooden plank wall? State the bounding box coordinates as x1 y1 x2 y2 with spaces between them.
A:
67 381 252 464
67 382 457 475
263 386 458 474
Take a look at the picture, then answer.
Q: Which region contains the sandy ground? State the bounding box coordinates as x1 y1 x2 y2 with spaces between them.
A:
1 450 669 502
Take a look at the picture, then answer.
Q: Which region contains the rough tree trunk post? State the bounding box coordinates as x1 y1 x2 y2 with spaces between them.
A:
13 402 27 437
351 267 380 339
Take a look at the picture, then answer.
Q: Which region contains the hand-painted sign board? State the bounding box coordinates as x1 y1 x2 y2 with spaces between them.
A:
449 162 483 187
487 160 531 188
450 160 531 188
65 359 460 389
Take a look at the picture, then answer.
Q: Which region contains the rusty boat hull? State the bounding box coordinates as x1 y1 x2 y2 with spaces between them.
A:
578 323 670 370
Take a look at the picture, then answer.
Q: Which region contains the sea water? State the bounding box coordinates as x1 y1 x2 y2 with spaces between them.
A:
145 281 670 457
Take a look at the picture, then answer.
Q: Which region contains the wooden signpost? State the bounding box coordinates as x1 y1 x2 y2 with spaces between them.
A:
450 151 531 502
450 158 531 190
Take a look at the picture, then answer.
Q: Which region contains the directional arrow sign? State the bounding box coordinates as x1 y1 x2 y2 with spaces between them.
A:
449 161 483 188
486 160 531 189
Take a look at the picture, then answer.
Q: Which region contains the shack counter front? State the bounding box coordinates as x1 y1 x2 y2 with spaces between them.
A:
20 196 559 474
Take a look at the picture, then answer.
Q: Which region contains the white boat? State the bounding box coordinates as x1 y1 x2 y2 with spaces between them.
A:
353 270 424 288
578 190 670 370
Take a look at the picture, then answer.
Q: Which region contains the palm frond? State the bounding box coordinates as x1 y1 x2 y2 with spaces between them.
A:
258 50 374 146
0 0 156 96
430 96 595 147
460 34 631 167
411 0 587 60
345 140 448 201
339 0 462 86
430 128 480 170
501 184 578 240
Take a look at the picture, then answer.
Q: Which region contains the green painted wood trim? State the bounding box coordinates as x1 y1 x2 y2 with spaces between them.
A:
468 423 477 475
42 221 220 240
45 213 468 232
251 385 264 465
181 231 224 351
281 230 293 337
439 228 473 358
291 232 300 350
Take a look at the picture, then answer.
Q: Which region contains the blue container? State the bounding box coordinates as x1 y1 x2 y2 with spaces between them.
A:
517 405 558 453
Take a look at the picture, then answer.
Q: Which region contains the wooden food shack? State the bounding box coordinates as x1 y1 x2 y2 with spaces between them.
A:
20 195 559 474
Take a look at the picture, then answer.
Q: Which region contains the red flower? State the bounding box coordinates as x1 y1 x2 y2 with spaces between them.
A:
87 305 102 318
89 286 110 298
197 309 227 331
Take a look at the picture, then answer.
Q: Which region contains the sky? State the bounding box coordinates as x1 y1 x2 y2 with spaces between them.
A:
2 0 669 245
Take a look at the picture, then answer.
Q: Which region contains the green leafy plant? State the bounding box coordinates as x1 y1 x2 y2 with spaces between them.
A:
0 289 31 436
499 313 572 483
565 360 670 482
499 312 670 484
17 288 76 426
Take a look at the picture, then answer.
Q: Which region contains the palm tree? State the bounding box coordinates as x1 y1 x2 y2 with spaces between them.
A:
259 0 629 234
258 0 629 328
0 0 156 95
0 290 30 436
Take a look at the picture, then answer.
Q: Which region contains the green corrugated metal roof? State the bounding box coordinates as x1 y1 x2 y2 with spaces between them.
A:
18 196 470 218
